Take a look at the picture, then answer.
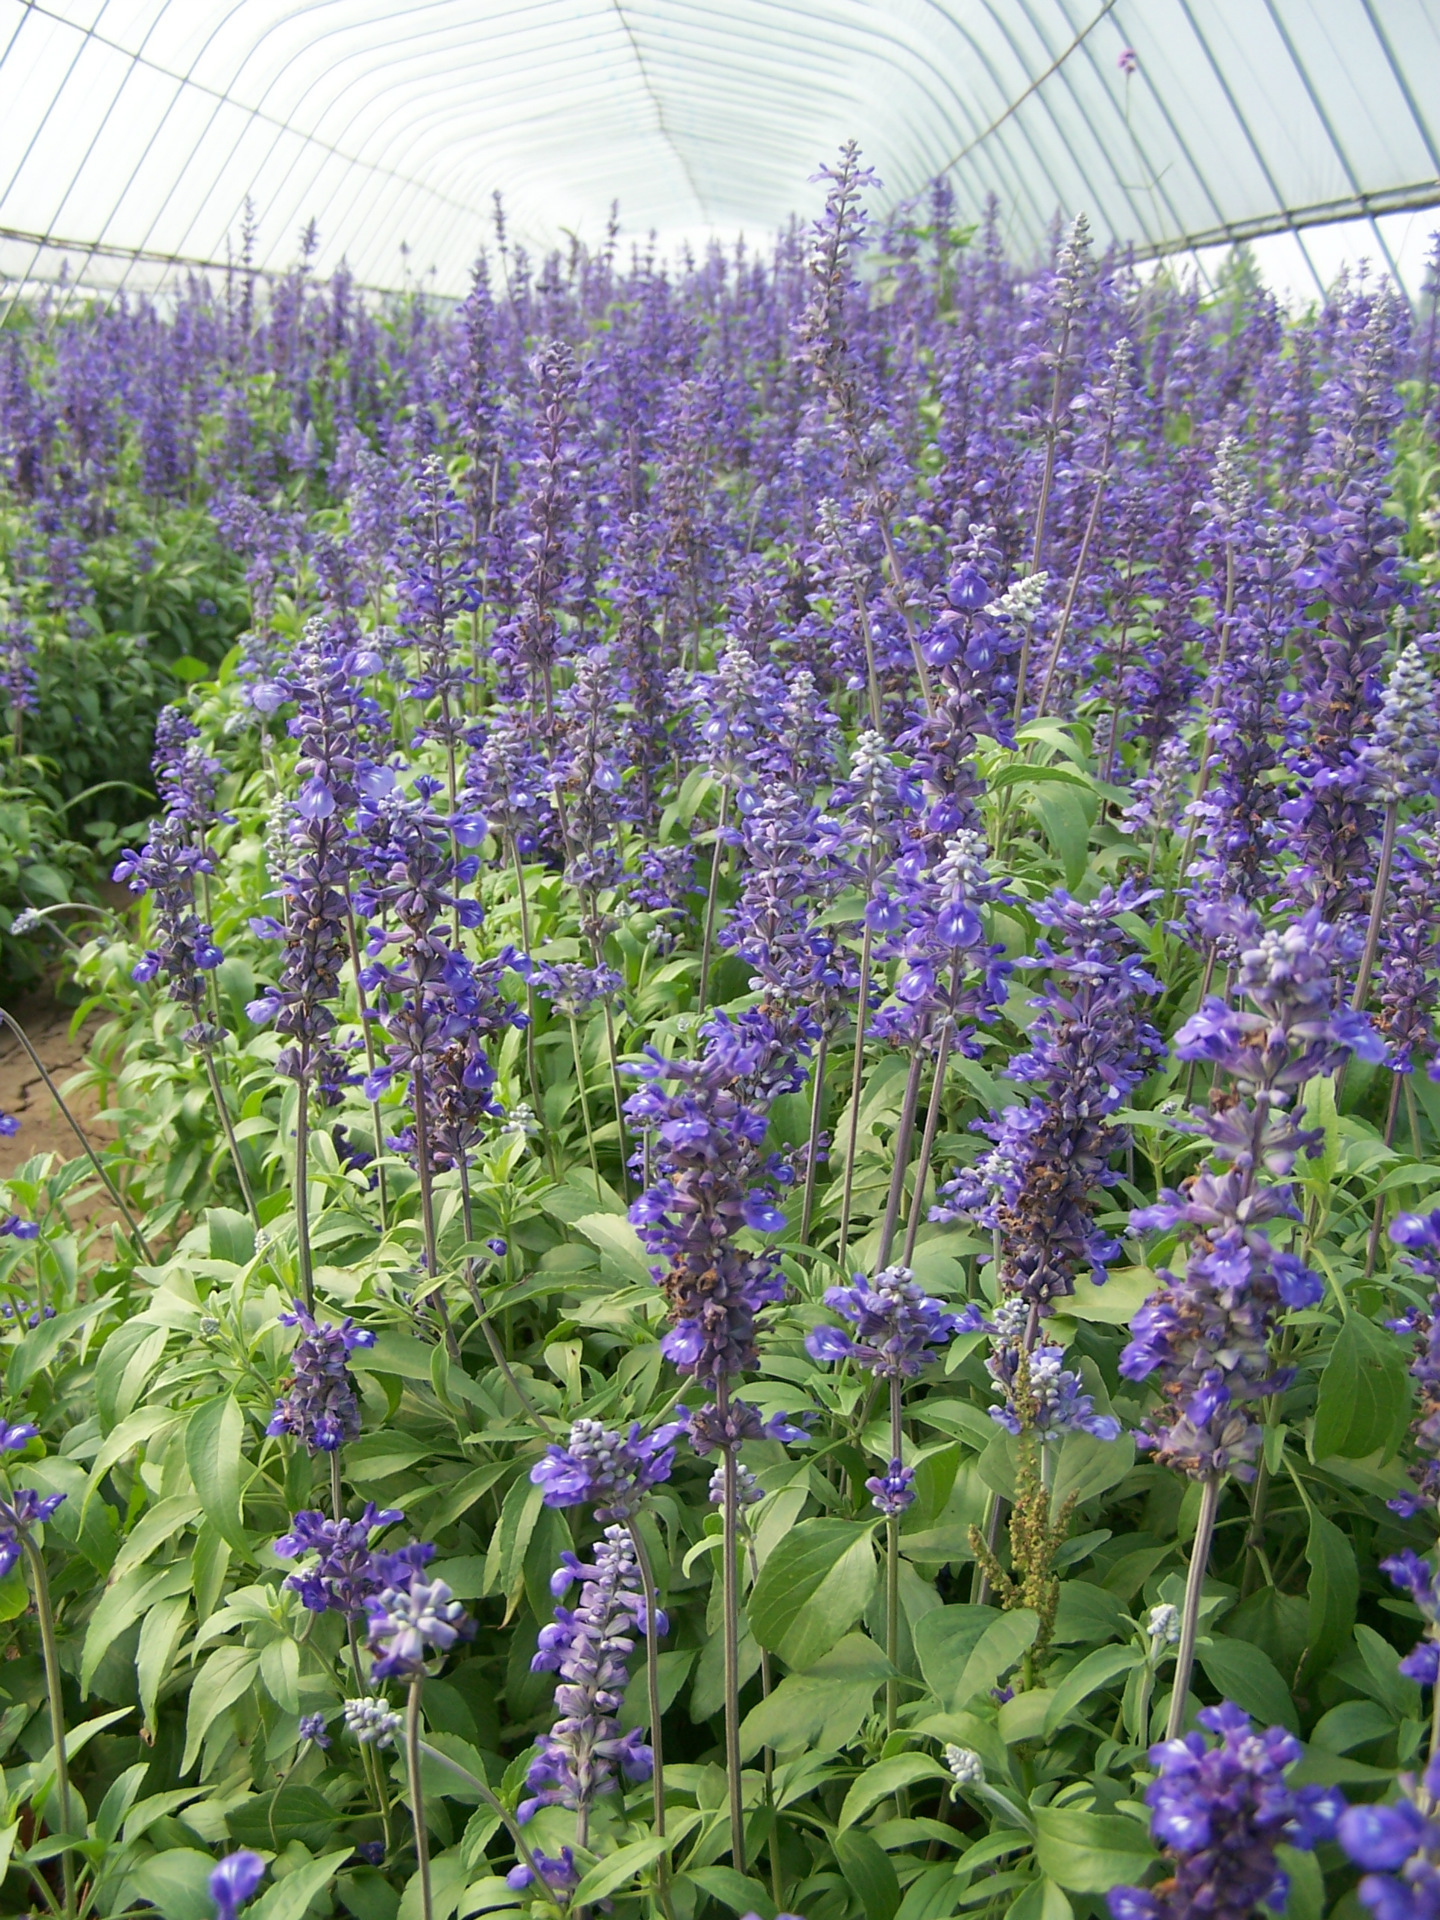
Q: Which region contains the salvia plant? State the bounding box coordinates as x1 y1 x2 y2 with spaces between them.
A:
0 152 1438 1920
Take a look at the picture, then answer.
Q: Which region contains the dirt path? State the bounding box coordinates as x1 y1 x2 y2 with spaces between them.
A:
0 987 111 1180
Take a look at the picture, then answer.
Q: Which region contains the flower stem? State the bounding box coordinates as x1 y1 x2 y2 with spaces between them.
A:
415 1741 551 1887
626 1522 676 1920
406 1676 433 1920
457 1177 553 1433
568 1015 603 1197
886 1374 902 1735
202 1044 260 1228
21 1532 75 1920
837 924 874 1270
876 1044 925 1270
800 1029 829 1247
509 838 551 1170
901 1021 952 1268
342 885 390 1233
294 1073 315 1313
1166 1474 1220 1740
1351 798 1399 1018
718 1379 747 1873
697 784 730 1018
1366 1071 1405 1278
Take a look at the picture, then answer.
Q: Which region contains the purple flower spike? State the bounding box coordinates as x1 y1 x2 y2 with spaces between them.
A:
274 1503 407 1614
507 1848 580 1896
1108 1701 1342 1920
867 1459 915 1516
209 1850 265 1920
807 1266 957 1378
1126 909 1379 1480
523 1526 656 1824
0 1423 37 1453
267 1303 375 1455
1337 1759 1440 1916
365 1566 473 1680
530 1416 683 1521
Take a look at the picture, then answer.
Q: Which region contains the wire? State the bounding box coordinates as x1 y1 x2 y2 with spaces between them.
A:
932 0 1118 177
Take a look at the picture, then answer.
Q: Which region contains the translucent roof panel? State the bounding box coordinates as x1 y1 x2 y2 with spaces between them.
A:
1 0 1437 302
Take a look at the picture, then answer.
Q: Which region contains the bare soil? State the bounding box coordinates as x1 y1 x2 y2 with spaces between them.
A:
0 986 111 1179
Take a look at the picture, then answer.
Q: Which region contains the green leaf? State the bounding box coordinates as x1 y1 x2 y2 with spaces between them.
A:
182 1645 260 1773
894 1862 965 1920
913 1606 998 1703
570 1835 671 1907
260 1635 301 1713
1043 1646 1141 1736
137 1593 189 1732
398 1849 468 1920
183 1394 248 1552
739 1633 891 1758
83 1563 191 1692
206 1206 255 1265
685 1867 775 1919
1311 1700 1396 1752
1051 1432 1135 1508
340 1867 404 1920
954 1609 1039 1709
1025 785 1092 889
1032 1806 1155 1893
839 1754 951 1829
1052 1583 1127 1646
1196 1635 1298 1732
1303 1507 1358 1681
483 1473 543 1618
353 1331 446 1384
1312 1314 1411 1462
748 1517 877 1669
571 1211 652 1282
250 1848 352 1920
229 1784 341 1850
126 1848 217 1920
7 1297 106 1395
1007 1882 1073 1920
1273 1845 1324 1920
835 1827 901 1920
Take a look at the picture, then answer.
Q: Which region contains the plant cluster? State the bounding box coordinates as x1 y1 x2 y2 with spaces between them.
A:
0 162 1437 1920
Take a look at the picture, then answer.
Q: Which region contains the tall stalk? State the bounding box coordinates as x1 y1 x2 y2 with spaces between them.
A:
697 786 730 1018
201 1045 260 1228
294 1074 315 1313
1166 1474 1220 1740
799 1030 829 1247
876 1044 925 1269
836 924 874 1269
568 1015 603 1195
1366 1070 1406 1277
900 1021 952 1268
1033 349 1126 723
409 1061 460 1360
342 884 390 1232
21 1530 75 1920
885 1374 903 1734
717 1379 747 1873
457 1174 553 1432
626 1523 675 1920
405 1677 433 1920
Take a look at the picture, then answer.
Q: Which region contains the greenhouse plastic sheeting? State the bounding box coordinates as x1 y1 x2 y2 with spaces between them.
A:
1 0 1438 299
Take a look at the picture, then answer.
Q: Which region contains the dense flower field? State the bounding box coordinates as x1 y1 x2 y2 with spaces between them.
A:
1 151 1440 1920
